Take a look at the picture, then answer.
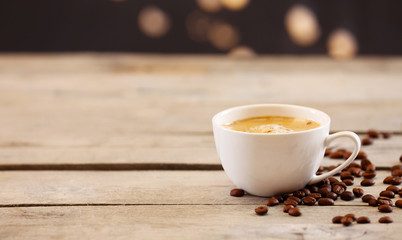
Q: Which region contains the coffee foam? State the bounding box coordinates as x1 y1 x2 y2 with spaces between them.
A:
248 124 294 134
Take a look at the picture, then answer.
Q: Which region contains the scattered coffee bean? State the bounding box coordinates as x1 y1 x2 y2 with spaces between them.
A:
395 200 402 208
399 191 402 197
366 164 376 172
377 197 393 206
383 176 394 184
349 162 361 168
341 217 353 226
284 199 298 207
362 194 375 203
293 190 305 199
381 132 392 139
350 167 364 177
391 164 402 171
329 151 344 159
288 207 301 217
230 189 245 197
309 185 319 193
325 149 332 156
386 186 400 194
287 196 301 204
266 198 279 206
380 190 395 198
283 205 294 213
318 186 332 196
255 206 268 215
318 198 335 206
326 192 338 201
282 193 293 200
341 191 355 201
301 188 311 196
344 214 356 221
301 196 316 206
391 176 402 185
333 184 345 195
308 193 322 200
361 179 375 186
356 216 370 224
343 151 352 159
332 216 343 224
368 198 378 206
361 158 372 171
340 171 354 180
361 137 373 146
392 169 402 177
328 177 339 185
333 181 347 189
343 179 354 186
356 151 367 159
353 188 364 198
379 216 393 224
378 204 393 213
272 195 284 203
362 172 376 179
367 130 380 138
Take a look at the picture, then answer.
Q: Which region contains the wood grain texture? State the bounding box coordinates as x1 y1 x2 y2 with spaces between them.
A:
0 170 398 206
0 205 401 240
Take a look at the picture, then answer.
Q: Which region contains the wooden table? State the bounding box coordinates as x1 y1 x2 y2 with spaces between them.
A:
0 54 401 239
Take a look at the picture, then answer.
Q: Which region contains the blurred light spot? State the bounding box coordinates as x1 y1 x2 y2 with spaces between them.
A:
221 0 250 11
196 0 222 13
285 4 321 47
228 46 256 58
186 11 210 42
138 6 171 38
207 21 240 51
327 28 358 60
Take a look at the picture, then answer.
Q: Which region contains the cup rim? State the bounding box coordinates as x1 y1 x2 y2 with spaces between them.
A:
212 103 331 136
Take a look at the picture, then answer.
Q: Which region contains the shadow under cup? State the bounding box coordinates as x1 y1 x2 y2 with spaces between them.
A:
212 104 331 197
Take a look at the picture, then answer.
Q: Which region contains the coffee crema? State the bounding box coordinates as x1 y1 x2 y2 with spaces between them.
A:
223 116 320 133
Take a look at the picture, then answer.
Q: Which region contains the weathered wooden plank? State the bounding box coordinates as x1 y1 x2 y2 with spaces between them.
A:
0 170 398 206
0 134 400 167
0 205 400 240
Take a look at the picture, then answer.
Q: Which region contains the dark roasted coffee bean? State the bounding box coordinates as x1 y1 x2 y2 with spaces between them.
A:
343 151 352 159
230 189 245 197
333 181 347 189
366 164 376 172
350 167 364 177
356 216 370 224
377 197 393 206
379 216 393 224
318 186 331 197
395 200 402 208
255 206 268 215
349 162 361 168
309 185 319 193
293 190 305 199
399 191 402 197
340 171 354 180
332 216 343 224
368 199 378 206
333 185 345 195
329 151 344 159
362 194 375 203
326 192 338 200
337 148 347 153
391 176 402 185
400 155 402 163
317 178 330 187
353 188 364 198
308 193 322 200
302 196 316 206
391 165 402 171
282 193 293 200
324 148 332 156
380 190 395 198
287 196 301 204
386 186 400 194
362 171 376 179
392 169 402 177
318 198 334 206
328 177 339 185
356 151 367 159
344 214 356 221
367 130 380 138
284 199 298 207
340 191 355 201
378 204 392 213
343 179 354 186
361 137 373 146
266 198 279 206
361 158 372 170
341 217 353 226
302 188 311 196
272 195 284 203
361 179 375 186
381 132 392 139
383 176 394 184
283 205 294 213
288 207 301 217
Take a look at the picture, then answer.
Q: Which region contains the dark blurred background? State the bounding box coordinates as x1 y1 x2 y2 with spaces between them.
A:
0 0 401 58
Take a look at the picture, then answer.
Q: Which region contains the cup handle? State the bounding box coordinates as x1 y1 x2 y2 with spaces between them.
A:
308 131 361 185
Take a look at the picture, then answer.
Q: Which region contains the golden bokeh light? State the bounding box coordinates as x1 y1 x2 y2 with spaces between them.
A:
207 21 240 51
327 28 358 60
228 45 256 58
138 6 171 38
285 4 321 47
221 0 250 11
186 11 210 42
196 0 222 13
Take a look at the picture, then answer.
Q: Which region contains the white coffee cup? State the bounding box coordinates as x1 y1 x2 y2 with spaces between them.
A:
212 104 361 197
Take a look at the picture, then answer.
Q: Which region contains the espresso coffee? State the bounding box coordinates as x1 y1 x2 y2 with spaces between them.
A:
223 116 320 134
